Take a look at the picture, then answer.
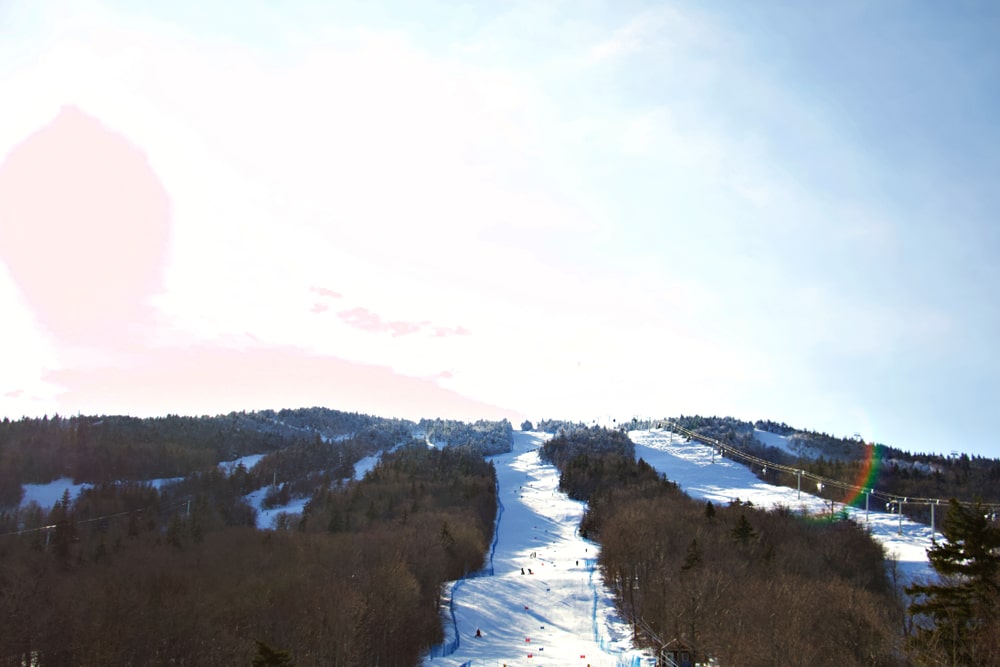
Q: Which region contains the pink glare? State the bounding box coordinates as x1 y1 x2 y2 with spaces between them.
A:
433 325 472 337
337 306 469 338
309 285 342 299
337 306 429 337
0 106 170 346
44 344 519 422
0 107 519 421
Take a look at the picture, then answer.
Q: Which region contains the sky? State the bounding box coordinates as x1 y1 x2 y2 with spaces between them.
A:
2 1 999 456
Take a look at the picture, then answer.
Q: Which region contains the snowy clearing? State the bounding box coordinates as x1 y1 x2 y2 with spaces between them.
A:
752 428 800 457
243 486 311 530
19 475 180 510
19 478 90 510
218 453 266 474
353 454 381 480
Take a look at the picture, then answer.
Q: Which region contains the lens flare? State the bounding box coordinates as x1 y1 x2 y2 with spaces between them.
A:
841 441 882 508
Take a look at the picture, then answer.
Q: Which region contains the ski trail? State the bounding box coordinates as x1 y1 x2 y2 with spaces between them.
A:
424 431 649 666
630 428 936 586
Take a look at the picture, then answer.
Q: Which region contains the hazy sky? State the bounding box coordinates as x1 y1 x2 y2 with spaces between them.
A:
2 1 998 456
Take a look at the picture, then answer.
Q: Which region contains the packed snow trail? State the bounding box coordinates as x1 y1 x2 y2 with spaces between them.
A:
424 431 649 667
629 428 936 586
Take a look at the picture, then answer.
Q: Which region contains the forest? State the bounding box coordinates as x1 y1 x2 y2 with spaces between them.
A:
0 408 418 505
416 418 514 456
0 410 510 666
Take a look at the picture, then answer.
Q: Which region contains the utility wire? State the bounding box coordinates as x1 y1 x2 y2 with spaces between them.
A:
0 495 194 538
660 421 1000 515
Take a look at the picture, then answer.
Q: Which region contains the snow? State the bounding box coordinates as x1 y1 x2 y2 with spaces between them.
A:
19 476 184 511
148 476 185 489
630 429 936 586
219 453 266 474
16 453 265 513
425 431 652 667
353 454 381 480
320 433 354 443
244 486 312 530
20 478 90 510
225 450 385 529
752 428 799 457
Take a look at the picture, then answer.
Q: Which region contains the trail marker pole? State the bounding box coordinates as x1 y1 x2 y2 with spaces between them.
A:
931 500 937 541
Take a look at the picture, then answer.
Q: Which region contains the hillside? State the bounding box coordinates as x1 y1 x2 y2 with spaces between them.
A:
661 415 1000 525
0 410 512 665
1 408 995 665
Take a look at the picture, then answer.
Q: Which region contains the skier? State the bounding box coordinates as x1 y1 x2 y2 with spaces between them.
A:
475 628 482 638
521 568 525 575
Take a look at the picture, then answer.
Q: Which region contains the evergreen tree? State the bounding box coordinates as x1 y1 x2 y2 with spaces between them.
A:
907 499 1000 665
681 538 703 571
731 514 756 545
252 640 295 667
48 489 77 565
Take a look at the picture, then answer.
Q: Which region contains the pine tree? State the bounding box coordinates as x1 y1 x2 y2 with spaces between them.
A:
49 489 77 564
252 640 295 667
681 538 702 571
907 499 1000 665
731 514 756 546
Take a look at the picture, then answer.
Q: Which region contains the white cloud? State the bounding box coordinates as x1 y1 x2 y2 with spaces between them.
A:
586 6 697 65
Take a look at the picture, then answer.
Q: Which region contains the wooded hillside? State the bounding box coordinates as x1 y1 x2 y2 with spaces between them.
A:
543 427 905 667
0 437 496 666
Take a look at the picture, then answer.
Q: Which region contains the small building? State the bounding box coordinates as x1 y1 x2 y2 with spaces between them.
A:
659 638 701 667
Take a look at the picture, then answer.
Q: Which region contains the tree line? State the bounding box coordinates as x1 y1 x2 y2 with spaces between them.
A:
417 418 514 456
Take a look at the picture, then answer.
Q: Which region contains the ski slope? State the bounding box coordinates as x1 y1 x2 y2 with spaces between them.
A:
629 428 936 586
426 427 940 666
425 431 650 667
